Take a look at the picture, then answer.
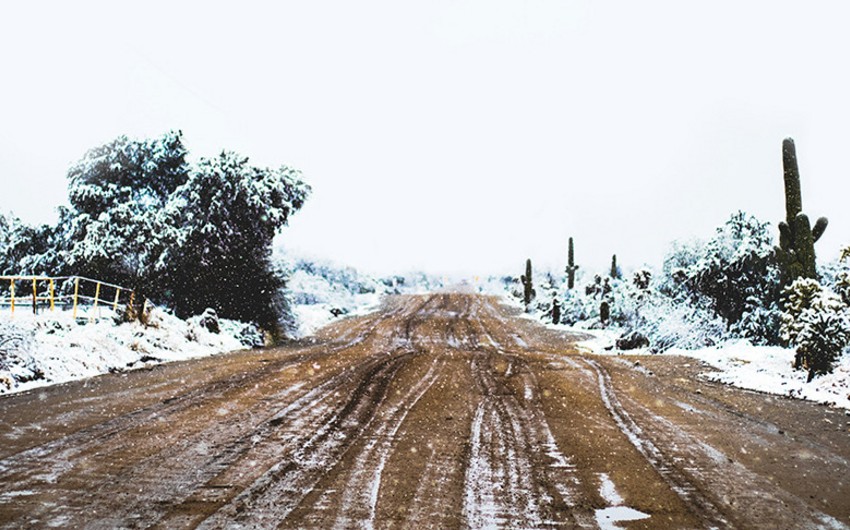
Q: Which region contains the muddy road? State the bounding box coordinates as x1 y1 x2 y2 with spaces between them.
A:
1 293 849 529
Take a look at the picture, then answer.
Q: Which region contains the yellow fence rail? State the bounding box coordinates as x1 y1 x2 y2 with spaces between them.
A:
0 276 138 319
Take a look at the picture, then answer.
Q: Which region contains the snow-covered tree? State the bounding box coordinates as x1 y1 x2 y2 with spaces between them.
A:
3 131 310 335
67 131 188 215
160 151 309 332
0 214 62 276
62 131 189 291
781 278 850 381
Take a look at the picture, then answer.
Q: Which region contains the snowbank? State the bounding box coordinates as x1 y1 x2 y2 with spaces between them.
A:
0 308 260 396
501 289 850 410
670 341 850 410
574 330 850 410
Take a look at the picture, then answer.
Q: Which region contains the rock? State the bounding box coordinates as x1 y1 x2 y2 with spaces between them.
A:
198 308 220 334
616 331 650 350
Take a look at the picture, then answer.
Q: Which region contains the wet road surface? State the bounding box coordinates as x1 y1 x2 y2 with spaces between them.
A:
1 293 849 529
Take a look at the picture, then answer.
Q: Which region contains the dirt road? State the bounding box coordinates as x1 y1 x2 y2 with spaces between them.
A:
1 293 849 529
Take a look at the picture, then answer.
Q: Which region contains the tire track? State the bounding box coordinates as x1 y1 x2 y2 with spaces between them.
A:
325 355 445 529
195 351 414 528
462 350 590 529
0 304 419 529
4 293 845 529
582 357 729 528
597 359 850 530
0 310 398 476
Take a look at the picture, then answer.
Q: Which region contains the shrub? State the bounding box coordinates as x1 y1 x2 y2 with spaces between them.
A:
781 278 850 381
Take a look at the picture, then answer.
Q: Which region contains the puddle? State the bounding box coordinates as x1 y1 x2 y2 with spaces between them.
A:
595 506 651 529
595 473 650 529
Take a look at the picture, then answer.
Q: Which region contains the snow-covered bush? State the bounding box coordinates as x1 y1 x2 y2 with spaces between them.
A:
781 278 850 381
160 149 309 332
531 272 560 318
0 321 38 390
559 288 589 325
731 297 782 346
197 308 221 333
830 246 850 305
539 213 778 352
635 211 783 347
667 212 781 327
287 260 380 305
636 294 729 351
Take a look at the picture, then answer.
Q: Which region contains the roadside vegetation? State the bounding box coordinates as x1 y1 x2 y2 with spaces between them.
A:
0 131 309 336
512 138 850 385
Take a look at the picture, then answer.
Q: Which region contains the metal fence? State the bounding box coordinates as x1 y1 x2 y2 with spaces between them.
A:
0 276 140 319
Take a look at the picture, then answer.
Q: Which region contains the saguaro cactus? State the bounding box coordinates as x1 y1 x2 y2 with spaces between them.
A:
776 138 828 284
610 254 620 279
600 301 610 325
551 296 561 325
565 237 578 289
521 259 536 309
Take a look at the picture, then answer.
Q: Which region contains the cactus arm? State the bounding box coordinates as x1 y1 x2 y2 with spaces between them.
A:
778 221 791 250
812 217 828 242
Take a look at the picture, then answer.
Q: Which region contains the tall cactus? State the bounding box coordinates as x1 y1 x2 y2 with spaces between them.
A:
551 296 561 325
600 300 610 324
610 254 620 279
776 138 828 284
565 237 578 289
521 258 536 309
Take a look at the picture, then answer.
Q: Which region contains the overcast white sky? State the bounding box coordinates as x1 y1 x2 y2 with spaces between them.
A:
1 1 849 277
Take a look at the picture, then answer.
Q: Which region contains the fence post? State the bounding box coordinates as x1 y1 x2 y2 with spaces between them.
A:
90 282 101 322
9 278 15 316
113 287 121 312
32 277 37 315
49 279 55 311
73 277 80 319
127 291 136 320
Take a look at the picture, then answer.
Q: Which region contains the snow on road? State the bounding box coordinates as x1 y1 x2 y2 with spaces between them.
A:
2 293 850 529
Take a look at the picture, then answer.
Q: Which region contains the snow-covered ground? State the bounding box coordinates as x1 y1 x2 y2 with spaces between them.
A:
286 267 384 338
0 256 443 396
673 341 850 410
0 308 259 396
560 324 850 410
496 258 850 411
283 256 444 338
